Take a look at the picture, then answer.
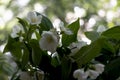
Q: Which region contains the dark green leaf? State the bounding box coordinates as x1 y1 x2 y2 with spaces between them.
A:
102 39 115 54
29 39 42 66
73 37 105 68
4 36 22 61
17 17 28 33
21 43 29 69
26 25 36 41
101 26 120 40
98 57 120 80
61 57 72 80
36 12 53 34
62 18 80 46
51 56 60 67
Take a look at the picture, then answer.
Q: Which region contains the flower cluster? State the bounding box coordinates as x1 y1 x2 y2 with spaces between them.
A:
5 10 120 80
11 11 73 54
73 63 105 80
8 11 78 80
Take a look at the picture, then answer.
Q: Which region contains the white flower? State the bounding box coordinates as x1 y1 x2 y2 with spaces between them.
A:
11 25 21 38
20 72 32 80
88 70 99 79
27 11 42 25
94 63 105 74
59 22 73 35
39 31 59 53
68 41 87 56
73 69 88 80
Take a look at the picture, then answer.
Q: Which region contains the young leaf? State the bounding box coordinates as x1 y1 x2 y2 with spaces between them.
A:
36 12 53 34
62 19 80 46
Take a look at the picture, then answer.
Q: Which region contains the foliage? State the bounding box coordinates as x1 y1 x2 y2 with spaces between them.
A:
3 11 120 80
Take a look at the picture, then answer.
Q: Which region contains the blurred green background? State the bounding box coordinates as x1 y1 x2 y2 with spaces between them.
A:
0 0 120 45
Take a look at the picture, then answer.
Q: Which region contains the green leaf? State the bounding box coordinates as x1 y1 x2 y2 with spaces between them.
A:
37 12 53 34
17 17 28 33
102 39 115 54
29 39 42 66
21 43 29 69
85 31 100 42
25 25 36 41
101 26 120 40
4 36 22 61
73 37 105 68
62 18 80 46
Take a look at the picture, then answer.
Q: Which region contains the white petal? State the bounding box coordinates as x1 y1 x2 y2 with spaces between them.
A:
88 70 99 79
69 41 87 56
39 31 59 53
11 33 18 38
64 28 73 35
59 21 64 28
34 71 44 80
94 63 105 74
73 69 84 79
27 11 42 25
11 25 21 38
59 21 73 35
27 11 36 19
73 69 87 80
97 25 107 33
